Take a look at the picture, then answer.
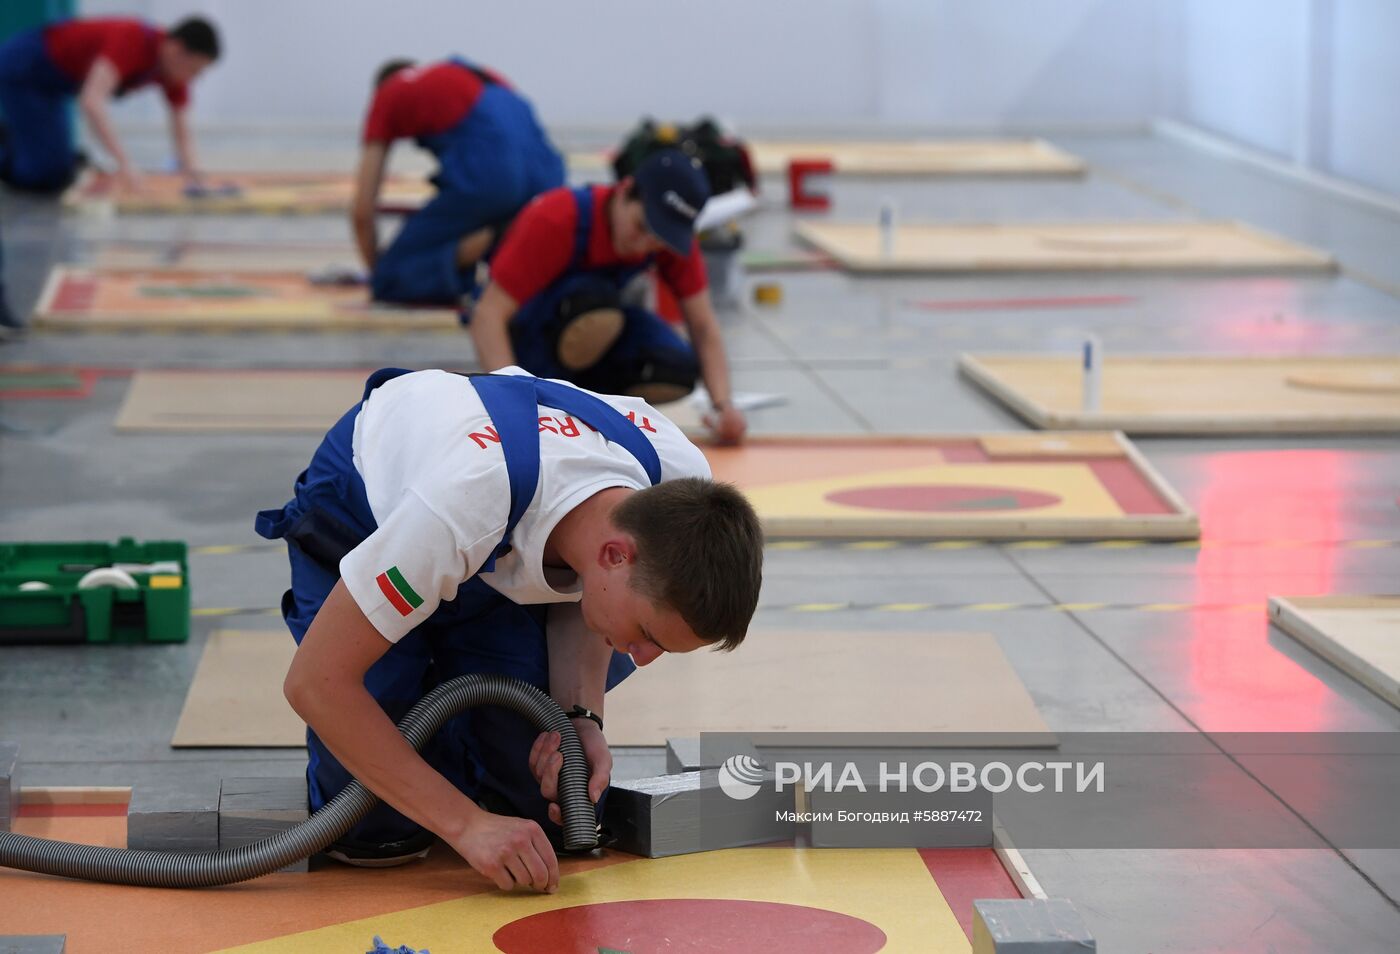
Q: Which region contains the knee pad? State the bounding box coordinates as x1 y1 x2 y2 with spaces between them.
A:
550 286 625 371
625 351 700 405
573 347 697 404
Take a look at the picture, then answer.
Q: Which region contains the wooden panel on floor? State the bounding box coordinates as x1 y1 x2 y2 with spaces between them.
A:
959 354 1400 434
702 434 1198 539
116 370 369 433
604 630 1054 746
0 815 1018 954
1269 596 1400 709
63 170 430 215
222 848 976 954
569 137 1084 177
796 220 1336 274
171 630 305 748
95 241 356 272
32 267 458 332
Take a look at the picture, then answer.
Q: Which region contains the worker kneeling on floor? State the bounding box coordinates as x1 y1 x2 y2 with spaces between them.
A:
468 148 748 445
255 366 763 892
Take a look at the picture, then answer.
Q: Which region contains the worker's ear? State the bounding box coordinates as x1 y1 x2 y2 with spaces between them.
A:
599 534 638 570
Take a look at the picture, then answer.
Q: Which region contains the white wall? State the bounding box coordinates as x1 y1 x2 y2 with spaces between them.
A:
1172 0 1308 160
1167 0 1400 198
1326 0 1400 197
81 0 1167 132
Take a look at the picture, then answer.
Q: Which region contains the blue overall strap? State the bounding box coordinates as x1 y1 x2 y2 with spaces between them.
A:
362 367 416 401
568 185 654 285
533 378 662 485
468 373 664 572
469 375 545 573
569 186 594 270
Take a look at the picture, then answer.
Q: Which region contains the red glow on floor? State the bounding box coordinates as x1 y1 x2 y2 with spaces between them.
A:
1188 450 1350 729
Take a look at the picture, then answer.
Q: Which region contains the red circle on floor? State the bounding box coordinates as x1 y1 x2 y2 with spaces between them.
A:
492 898 887 953
825 484 1061 512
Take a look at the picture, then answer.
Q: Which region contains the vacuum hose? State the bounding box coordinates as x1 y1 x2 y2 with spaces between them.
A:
0 673 598 887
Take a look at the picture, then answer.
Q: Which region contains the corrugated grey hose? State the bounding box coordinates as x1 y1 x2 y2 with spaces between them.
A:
0 673 598 887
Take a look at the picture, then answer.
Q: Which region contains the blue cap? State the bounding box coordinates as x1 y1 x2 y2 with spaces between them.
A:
633 148 711 254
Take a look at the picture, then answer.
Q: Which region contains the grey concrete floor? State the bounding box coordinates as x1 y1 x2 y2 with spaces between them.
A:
3 129 1400 952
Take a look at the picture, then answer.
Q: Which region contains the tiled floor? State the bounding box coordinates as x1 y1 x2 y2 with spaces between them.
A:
3 129 1400 952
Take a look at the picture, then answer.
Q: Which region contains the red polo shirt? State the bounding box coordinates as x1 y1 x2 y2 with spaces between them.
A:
44 18 188 107
491 184 708 306
362 61 508 144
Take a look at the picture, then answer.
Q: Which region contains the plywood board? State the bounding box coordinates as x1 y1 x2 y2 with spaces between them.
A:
568 137 1084 177
32 267 458 332
750 137 1084 175
796 220 1336 274
960 354 1400 434
0 827 1011 954
605 630 1053 746
115 369 371 433
95 241 357 272
702 433 1198 539
171 630 305 747
1269 596 1400 709
63 169 430 215
111 368 770 435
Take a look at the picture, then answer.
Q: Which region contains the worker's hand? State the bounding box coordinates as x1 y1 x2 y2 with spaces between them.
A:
704 404 748 445
530 723 612 826
452 810 558 893
113 164 143 194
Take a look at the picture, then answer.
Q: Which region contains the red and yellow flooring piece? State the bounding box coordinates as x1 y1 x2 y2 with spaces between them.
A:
1 805 1020 953
33 268 458 332
702 435 1197 539
63 170 431 216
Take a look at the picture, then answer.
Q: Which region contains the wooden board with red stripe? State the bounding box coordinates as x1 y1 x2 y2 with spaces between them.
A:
701 433 1198 539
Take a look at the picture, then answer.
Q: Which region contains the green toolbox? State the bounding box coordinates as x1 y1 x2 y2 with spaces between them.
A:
0 538 190 645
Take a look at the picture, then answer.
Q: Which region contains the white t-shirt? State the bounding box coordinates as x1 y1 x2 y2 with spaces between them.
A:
339 368 711 642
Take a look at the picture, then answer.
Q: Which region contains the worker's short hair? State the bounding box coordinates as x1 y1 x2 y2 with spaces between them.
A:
169 17 220 60
374 59 415 89
613 477 763 650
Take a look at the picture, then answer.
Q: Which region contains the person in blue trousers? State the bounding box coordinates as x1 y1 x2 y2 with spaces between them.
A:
0 15 219 194
468 149 748 444
350 58 564 305
256 366 763 891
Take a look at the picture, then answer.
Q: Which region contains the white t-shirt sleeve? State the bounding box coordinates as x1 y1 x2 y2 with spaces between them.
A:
339 488 496 642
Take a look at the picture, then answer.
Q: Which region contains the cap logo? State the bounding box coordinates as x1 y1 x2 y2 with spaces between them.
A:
664 190 698 221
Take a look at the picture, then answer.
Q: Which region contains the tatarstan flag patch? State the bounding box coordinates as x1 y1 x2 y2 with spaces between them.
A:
375 566 423 616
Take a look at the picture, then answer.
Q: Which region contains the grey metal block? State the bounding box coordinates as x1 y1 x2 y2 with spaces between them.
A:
665 737 703 774
128 780 221 852
664 736 763 774
0 742 18 833
0 936 66 954
219 776 309 872
973 899 1096 953
604 770 792 858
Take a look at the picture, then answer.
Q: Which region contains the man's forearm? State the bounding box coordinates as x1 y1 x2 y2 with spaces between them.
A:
547 604 611 715
469 285 521 370
169 109 197 174
293 682 484 840
81 100 128 170
351 212 378 270
684 296 735 407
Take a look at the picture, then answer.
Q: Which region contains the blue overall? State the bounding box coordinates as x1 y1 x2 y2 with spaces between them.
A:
507 186 700 397
254 369 658 845
0 25 83 193
370 60 565 306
